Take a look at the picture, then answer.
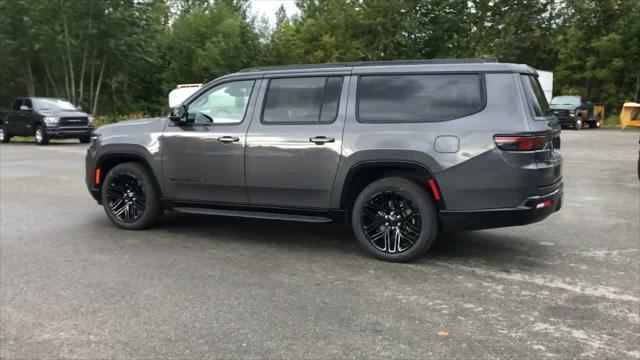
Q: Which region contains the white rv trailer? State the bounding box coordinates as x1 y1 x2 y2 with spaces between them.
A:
536 70 554 103
168 83 203 108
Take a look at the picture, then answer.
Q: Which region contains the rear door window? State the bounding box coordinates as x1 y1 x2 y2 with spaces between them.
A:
357 74 484 123
521 75 551 118
262 77 343 124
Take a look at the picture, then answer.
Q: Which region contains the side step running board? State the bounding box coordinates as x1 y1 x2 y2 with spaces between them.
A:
173 207 333 223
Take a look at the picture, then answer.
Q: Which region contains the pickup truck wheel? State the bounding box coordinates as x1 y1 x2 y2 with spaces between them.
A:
351 177 438 262
34 125 49 145
101 162 163 230
79 135 91 144
574 119 582 130
0 127 10 143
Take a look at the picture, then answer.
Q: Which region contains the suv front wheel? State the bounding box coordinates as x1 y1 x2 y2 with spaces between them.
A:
351 177 438 262
101 162 163 230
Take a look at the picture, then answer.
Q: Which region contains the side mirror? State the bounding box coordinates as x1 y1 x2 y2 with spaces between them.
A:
19 105 31 111
169 105 187 123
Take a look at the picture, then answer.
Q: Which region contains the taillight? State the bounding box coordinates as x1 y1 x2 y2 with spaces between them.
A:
494 135 551 151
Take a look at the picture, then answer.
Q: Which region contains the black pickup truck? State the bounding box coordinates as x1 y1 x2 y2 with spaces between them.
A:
549 95 604 130
0 97 94 145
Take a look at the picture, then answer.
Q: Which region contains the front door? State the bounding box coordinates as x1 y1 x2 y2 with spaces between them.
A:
162 79 260 204
245 75 349 209
10 99 33 136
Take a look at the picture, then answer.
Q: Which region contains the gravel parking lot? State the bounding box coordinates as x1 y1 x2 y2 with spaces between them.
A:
1 129 639 359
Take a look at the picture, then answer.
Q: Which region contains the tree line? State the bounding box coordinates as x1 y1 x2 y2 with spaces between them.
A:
0 0 638 116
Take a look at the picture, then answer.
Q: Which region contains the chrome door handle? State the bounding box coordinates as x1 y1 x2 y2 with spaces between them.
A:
309 136 335 145
217 136 239 144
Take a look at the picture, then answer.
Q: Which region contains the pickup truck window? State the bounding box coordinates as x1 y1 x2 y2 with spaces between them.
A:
12 100 23 111
32 98 77 111
550 96 581 107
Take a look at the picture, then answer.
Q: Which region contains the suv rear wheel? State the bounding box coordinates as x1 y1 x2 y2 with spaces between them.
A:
351 177 438 262
101 162 163 230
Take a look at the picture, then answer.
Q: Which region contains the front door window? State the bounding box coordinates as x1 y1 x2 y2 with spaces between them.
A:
186 81 254 125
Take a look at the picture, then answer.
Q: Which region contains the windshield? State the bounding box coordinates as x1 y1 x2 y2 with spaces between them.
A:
520 75 551 118
550 96 581 106
32 98 78 111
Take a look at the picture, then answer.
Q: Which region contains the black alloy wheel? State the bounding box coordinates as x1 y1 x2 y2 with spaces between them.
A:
361 191 421 253
352 177 438 262
101 162 163 230
105 172 147 223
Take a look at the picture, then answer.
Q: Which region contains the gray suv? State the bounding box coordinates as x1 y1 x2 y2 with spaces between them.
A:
85 59 563 262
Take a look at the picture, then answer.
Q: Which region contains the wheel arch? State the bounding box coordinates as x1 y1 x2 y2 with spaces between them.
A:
338 161 444 214
96 152 163 197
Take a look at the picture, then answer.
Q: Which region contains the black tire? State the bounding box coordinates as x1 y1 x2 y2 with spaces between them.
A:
34 125 49 145
101 162 163 230
573 119 582 130
351 177 439 262
79 135 91 144
0 126 11 143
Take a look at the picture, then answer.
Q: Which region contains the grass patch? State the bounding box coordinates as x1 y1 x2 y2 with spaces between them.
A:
603 114 620 127
7 136 35 143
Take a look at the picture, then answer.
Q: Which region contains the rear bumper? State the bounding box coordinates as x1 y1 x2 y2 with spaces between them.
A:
440 183 563 231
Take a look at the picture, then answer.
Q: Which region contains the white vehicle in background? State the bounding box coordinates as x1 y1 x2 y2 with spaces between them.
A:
536 70 553 103
168 84 203 108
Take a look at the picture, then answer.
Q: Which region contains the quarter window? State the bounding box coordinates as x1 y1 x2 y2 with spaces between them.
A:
520 75 551 118
262 77 343 124
357 74 483 122
187 80 254 125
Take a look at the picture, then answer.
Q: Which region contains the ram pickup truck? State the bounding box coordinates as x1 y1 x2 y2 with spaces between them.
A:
549 95 603 130
0 97 94 145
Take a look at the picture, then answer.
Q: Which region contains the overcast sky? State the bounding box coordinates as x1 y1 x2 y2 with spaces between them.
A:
249 0 300 24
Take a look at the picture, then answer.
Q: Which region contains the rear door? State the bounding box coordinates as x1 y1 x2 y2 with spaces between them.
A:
21 98 39 135
245 75 349 209
7 99 27 135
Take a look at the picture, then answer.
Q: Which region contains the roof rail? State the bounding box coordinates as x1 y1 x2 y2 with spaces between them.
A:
238 58 499 73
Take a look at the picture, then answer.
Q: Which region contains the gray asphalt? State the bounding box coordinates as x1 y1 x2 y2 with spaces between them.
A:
1 129 639 359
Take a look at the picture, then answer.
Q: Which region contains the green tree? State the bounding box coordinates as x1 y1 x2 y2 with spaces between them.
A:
162 0 262 86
